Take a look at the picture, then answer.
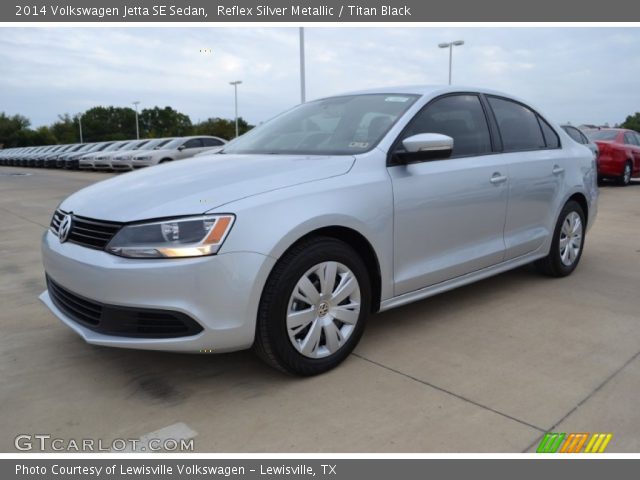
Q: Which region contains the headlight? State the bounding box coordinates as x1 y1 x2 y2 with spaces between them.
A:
115 155 132 161
106 215 235 258
134 155 151 161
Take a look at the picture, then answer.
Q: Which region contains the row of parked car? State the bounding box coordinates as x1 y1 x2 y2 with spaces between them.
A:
0 135 227 171
560 125 640 186
1 127 639 185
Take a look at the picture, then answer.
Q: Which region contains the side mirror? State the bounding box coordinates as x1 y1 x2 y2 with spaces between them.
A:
395 133 453 164
177 145 186 151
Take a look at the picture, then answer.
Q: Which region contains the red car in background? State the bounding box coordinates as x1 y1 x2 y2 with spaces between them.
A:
586 128 640 186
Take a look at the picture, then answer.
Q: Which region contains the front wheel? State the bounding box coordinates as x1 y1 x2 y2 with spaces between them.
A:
254 237 371 376
535 200 586 277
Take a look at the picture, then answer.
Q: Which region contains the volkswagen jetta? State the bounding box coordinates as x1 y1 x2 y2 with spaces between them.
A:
40 86 598 375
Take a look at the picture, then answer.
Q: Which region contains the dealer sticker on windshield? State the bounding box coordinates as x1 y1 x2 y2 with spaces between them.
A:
349 142 370 148
385 96 410 102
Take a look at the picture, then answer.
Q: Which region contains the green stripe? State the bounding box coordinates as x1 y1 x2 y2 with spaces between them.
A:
549 433 566 453
537 433 566 453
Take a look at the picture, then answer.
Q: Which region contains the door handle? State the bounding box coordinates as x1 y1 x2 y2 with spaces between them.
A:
552 165 565 175
490 173 508 184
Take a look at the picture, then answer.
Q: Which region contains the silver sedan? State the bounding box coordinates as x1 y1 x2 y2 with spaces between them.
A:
41 85 598 375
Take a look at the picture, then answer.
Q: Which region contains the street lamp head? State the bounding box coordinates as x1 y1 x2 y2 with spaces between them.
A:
452 40 465 46
438 43 450 48
229 80 242 86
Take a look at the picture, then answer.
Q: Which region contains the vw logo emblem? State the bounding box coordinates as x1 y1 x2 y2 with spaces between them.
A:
58 214 73 243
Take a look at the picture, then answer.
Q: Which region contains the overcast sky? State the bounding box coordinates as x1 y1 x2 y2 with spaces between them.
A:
1 27 639 128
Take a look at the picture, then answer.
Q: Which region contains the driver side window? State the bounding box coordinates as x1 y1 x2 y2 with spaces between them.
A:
401 94 492 157
183 139 203 149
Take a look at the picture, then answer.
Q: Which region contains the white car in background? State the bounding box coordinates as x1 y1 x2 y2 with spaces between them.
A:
193 139 228 158
93 140 151 170
79 141 130 170
131 136 226 168
110 138 175 171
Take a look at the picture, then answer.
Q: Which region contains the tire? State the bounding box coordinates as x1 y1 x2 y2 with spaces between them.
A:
159 158 172 164
254 236 371 376
617 161 632 186
535 200 586 277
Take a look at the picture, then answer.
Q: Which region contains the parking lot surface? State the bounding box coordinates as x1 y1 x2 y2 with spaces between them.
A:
1 167 639 452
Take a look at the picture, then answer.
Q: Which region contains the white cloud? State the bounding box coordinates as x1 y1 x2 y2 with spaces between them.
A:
0 27 639 128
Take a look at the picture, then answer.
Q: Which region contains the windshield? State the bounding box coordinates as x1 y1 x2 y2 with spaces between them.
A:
86 142 110 152
586 130 619 141
222 93 419 155
121 140 149 150
148 138 175 150
101 142 127 152
160 138 185 150
146 138 174 150
75 143 95 152
113 141 137 151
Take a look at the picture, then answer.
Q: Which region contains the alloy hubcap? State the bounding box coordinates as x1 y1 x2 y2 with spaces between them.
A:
624 165 631 184
286 261 361 359
559 211 583 266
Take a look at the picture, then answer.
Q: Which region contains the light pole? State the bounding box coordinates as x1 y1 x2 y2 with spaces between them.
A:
132 101 140 140
299 27 306 103
229 80 242 138
77 113 83 143
438 40 464 85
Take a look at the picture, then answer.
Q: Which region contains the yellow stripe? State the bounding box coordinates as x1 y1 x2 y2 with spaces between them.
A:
591 434 605 453
585 433 598 453
598 434 613 453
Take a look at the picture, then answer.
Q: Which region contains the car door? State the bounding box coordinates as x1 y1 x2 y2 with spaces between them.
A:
624 132 640 175
177 138 204 159
388 94 510 295
487 96 565 260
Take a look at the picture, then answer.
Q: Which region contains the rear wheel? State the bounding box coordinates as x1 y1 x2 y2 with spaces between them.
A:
254 237 371 376
535 200 585 277
617 161 632 186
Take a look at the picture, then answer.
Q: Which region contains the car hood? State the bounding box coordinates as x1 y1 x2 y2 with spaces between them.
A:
60 154 355 222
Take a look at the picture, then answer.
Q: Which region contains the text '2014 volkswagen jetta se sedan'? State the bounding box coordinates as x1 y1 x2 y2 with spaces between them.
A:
41 86 598 375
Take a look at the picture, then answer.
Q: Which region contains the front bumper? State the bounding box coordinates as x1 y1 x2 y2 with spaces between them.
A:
110 160 133 170
40 230 276 353
132 160 154 168
93 160 112 170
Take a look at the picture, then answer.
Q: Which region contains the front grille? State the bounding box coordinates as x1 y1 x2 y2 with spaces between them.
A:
48 276 102 326
47 276 204 338
50 209 122 250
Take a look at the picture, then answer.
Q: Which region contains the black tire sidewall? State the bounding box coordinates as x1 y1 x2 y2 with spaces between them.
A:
549 201 586 276
260 238 371 375
619 162 632 186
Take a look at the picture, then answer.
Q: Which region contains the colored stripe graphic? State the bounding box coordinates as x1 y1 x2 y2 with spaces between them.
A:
585 433 613 453
560 433 589 453
537 433 566 453
537 432 613 453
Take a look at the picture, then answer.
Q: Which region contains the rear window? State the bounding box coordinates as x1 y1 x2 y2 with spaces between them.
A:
586 130 618 141
488 96 546 152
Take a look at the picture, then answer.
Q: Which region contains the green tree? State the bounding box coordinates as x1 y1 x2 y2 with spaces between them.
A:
80 106 137 141
50 114 78 144
0 112 31 147
139 106 193 138
192 117 252 140
620 112 640 133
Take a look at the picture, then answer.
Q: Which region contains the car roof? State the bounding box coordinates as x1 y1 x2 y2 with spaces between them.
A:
331 84 517 99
